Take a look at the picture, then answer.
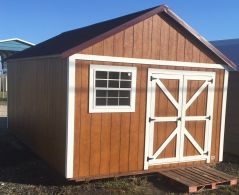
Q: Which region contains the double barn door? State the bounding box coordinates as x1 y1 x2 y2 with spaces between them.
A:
144 69 215 169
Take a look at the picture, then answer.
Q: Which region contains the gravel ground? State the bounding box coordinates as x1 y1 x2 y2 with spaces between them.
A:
0 128 238 195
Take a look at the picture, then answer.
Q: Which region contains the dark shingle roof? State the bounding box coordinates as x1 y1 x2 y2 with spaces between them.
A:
9 6 158 59
211 39 239 70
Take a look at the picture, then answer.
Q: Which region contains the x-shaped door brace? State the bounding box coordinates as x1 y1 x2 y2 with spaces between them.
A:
152 78 211 159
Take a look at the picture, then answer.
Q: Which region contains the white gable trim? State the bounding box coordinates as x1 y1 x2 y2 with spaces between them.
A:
71 54 227 70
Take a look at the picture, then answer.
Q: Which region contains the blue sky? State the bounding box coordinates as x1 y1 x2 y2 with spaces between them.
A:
1 0 239 44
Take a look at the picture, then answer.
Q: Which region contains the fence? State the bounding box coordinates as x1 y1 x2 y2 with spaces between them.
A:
0 74 7 100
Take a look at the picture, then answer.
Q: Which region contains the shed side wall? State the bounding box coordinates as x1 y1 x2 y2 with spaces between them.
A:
224 72 239 156
8 57 67 175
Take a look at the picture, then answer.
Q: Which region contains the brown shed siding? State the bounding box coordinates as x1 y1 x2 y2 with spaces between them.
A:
73 60 224 180
72 13 226 180
8 57 68 175
81 14 222 64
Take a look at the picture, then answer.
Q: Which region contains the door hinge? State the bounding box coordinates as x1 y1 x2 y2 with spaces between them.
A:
147 157 154 161
206 115 211 120
208 79 213 84
150 76 157 81
204 151 209 155
177 117 181 121
149 117 155 123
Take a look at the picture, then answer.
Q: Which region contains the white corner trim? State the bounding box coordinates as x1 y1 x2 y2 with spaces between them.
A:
71 54 226 69
65 56 76 178
219 69 229 162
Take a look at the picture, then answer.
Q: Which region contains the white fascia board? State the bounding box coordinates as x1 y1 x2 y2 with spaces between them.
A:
71 54 226 70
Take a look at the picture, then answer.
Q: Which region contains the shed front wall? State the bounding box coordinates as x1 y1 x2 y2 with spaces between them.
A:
74 60 224 180
8 57 68 175
73 13 226 180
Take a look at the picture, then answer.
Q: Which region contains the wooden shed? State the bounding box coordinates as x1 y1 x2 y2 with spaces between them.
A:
7 5 237 180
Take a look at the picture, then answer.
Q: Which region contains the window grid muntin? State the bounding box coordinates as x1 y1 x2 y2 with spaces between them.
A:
95 70 132 106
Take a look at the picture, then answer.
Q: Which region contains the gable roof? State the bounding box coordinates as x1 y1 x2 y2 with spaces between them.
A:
211 39 239 70
8 5 236 70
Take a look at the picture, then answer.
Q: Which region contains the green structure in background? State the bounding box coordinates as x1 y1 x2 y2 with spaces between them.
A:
0 38 34 73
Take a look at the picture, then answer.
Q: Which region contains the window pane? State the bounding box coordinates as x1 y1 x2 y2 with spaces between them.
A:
109 72 119 79
119 90 130 98
96 98 107 105
121 72 132 80
108 80 119 88
119 98 130 106
96 80 107 87
96 71 107 79
108 90 119 97
120 81 131 88
96 90 107 97
107 98 118 105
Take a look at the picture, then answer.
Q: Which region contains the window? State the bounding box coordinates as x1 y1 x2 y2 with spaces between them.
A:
89 65 137 113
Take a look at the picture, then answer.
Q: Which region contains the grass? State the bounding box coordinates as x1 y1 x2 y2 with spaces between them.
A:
96 176 148 192
0 101 7 105
0 92 7 102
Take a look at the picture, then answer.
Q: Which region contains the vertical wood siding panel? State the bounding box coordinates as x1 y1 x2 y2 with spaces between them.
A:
108 34 124 174
133 22 143 58
129 64 141 171
159 17 170 60
137 64 147 170
120 27 134 171
128 22 143 172
211 70 220 163
74 60 81 178
89 42 104 176
168 25 178 61
79 60 92 177
142 17 152 59
99 38 114 175
151 15 161 59
176 32 185 62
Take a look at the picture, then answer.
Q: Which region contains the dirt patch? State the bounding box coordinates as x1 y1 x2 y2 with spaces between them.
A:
0 129 238 194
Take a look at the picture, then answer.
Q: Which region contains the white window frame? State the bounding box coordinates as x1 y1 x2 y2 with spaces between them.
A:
89 64 137 113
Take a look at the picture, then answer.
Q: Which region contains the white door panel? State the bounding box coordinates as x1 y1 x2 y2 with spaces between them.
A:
144 69 215 169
